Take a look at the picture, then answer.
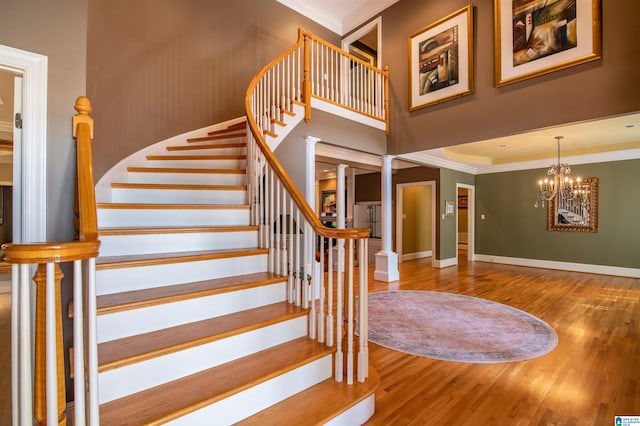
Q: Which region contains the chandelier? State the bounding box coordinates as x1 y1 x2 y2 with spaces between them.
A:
535 136 587 208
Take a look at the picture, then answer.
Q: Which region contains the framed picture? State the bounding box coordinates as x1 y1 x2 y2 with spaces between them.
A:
408 5 474 111
494 0 602 87
321 191 337 216
458 195 468 209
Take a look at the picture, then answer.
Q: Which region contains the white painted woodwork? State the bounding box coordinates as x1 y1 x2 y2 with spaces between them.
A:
110 186 247 205
95 253 268 296
126 169 246 185
325 394 375 426
139 157 247 169
97 282 287 343
166 355 333 425
97 205 250 228
98 316 310 404
98 228 258 256
163 146 247 155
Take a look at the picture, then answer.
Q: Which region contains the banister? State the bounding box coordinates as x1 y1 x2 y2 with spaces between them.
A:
73 96 99 242
3 240 101 264
244 30 372 241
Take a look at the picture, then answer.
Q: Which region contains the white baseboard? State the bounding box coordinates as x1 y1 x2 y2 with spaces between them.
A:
402 250 432 261
432 257 457 269
474 254 640 278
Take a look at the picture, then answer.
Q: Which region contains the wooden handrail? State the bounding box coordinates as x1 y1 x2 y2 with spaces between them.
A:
73 96 99 242
245 29 372 240
3 240 101 264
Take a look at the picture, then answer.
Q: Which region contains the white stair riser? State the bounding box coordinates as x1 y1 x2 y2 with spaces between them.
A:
99 230 258 257
126 172 246 186
325 396 375 426
97 282 286 343
96 254 267 296
98 316 310 404
97 207 250 228
165 146 246 155
142 159 247 169
166 355 332 425
187 136 246 144
110 188 247 205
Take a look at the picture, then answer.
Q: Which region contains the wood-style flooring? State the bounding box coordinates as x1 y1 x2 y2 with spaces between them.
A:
365 251 640 425
0 252 638 425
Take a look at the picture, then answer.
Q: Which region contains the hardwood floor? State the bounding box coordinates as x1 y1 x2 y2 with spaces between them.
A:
364 253 640 425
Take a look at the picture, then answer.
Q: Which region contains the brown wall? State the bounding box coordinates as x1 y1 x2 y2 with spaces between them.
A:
87 0 339 179
368 0 640 155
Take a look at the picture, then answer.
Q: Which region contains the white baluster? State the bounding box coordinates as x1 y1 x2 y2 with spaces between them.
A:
73 260 86 426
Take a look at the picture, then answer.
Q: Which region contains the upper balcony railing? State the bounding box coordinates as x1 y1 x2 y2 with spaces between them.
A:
245 29 390 385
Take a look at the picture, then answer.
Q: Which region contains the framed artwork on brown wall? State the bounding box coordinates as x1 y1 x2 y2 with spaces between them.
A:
408 4 474 111
494 0 602 87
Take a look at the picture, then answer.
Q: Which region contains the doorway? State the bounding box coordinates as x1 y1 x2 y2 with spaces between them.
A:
341 17 382 68
396 181 436 263
456 183 475 263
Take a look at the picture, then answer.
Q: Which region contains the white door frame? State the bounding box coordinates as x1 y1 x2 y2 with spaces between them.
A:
0 44 47 243
341 16 383 68
396 180 436 263
456 183 475 262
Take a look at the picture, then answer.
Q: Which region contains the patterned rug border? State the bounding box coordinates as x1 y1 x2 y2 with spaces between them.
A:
359 290 558 364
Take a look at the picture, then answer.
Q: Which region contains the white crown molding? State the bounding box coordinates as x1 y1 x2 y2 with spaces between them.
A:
342 0 398 34
475 254 640 278
316 143 382 168
276 0 342 34
399 148 640 175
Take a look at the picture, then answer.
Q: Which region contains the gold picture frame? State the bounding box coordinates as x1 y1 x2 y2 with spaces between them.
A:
494 0 602 87
547 177 598 232
408 5 474 111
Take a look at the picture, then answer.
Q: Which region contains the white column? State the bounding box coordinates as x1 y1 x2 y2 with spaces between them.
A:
374 155 399 282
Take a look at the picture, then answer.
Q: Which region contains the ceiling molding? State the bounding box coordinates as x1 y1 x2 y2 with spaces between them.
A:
400 147 640 175
316 143 382 167
342 1 398 34
276 0 342 33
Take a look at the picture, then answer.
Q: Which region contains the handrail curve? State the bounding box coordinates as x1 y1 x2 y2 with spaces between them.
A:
244 29 374 240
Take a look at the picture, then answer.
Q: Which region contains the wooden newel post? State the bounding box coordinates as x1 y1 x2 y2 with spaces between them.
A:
33 263 67 426
302 31 312 123
73 96 98 242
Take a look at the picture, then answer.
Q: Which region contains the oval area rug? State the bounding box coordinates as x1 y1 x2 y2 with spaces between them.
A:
361 290 558 363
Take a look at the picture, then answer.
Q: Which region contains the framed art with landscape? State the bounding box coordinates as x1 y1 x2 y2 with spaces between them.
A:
408 5 474 111
494 0 601 86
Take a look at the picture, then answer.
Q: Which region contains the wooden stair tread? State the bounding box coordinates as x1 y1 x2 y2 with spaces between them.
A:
237 368 380 425
207 123 246 136
99 337 331 426
126 166 246 175
146 154 246 160
110 182 247 191
98 301 307 371
96 247 267 269
187 132 246 142
264 129 277 138
97 202 249 210
98 225 258 236
96 272 285 315
166 142 246 151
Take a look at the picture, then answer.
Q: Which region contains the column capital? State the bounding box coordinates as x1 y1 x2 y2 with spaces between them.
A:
305 136 321 145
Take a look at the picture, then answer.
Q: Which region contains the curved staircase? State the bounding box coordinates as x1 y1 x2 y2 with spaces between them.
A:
92 122 378 425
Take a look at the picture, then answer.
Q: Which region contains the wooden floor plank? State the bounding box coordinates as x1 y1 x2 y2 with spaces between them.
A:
99 337 331 426
363 254 640 425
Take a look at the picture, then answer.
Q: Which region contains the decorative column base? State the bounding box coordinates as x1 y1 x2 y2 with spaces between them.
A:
374 251 399 282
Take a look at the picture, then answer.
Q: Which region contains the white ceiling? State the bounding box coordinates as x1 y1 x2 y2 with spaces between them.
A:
276 0 400 35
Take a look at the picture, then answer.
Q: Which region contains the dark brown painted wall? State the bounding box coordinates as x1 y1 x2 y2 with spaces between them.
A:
368 0 640 154
87 0 339 179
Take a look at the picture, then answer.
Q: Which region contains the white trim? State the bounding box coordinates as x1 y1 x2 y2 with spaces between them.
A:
0 44 47 243
474 254 640 278
315 143 382 167
310 98 386 131
343 2 397 34
432 257 457 269
402 250 432 261
275 0 342 34
398 147 640 176
0 121 12 133
341 17 382 68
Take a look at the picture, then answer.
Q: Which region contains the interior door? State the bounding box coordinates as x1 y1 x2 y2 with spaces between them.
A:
12 76 22 243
